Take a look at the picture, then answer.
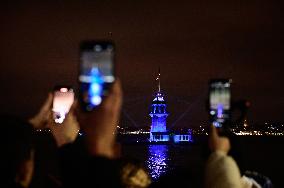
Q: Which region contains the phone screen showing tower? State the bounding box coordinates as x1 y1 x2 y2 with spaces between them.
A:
209 80 231 127
79 42 114 111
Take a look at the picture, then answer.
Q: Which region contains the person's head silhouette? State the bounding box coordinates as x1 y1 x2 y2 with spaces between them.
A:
0 115 35 188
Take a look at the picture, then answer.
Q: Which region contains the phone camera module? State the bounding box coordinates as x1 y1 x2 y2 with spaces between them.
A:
94 45 102 52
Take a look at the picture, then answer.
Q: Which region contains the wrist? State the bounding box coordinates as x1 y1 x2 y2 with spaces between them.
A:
84 137 115 158
213 150 228 156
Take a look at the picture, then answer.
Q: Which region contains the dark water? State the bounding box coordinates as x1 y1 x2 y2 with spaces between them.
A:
121 136 284 187
122 144 205 180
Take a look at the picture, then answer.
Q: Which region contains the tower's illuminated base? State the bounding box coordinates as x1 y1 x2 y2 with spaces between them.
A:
150 132 170 142
149 131 193 143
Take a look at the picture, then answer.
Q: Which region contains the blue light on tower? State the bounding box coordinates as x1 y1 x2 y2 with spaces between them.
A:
149 69 170 142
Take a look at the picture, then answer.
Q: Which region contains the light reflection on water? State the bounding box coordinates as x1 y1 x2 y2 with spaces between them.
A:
146 145 170 180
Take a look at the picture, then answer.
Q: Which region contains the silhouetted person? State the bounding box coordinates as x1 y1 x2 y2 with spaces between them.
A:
0 115 35 188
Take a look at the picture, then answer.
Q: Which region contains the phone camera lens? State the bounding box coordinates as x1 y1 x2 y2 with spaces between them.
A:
56 114 61 119
94 45 102 52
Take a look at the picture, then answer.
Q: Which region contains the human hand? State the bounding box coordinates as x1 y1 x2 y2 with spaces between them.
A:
208 125 231 154
49 101 80 147
77 80 123 158
29 93 53 129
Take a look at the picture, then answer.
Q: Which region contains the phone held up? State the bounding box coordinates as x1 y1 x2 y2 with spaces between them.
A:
208 79 232 129
52 86 75 124
79 41 115 112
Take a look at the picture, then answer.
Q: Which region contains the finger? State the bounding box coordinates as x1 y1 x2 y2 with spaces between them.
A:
58 100 78 127
103 79 122 108
67 99 77 116
210 124 218 139
65 103 78 124
110 79 122 97
106 79 122 108
41 92 53 112
111 79 123 107
47 115 55 129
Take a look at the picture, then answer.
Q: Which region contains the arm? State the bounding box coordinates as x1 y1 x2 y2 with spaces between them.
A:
205 151 242 188
59 80 124 187
76 79 123 158
205 126 242 188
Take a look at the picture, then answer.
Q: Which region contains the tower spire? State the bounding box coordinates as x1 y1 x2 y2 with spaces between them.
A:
156 67 161 92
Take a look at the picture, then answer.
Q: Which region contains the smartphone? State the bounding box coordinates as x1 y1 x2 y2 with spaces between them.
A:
209 79 231 128
52 86 75 124
79 41 115 111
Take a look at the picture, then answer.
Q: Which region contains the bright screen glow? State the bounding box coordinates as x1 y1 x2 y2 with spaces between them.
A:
79 44 114 109
210 81 230 127
210 82 230 110
52 89 74 123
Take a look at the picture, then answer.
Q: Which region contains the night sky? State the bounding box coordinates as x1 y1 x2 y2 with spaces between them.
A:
0 1 283 128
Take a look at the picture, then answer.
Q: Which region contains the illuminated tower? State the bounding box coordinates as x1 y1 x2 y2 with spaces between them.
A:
149 69 169 142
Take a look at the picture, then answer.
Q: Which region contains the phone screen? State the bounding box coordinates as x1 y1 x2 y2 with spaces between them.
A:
52 87 74 124
79 41 115 111
209 79 231 127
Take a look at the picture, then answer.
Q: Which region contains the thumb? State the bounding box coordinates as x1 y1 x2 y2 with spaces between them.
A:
67 99 77 116
210 124 218 139
40 92 53 113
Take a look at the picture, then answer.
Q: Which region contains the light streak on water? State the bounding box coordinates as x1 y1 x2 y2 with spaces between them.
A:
146 145 170 180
